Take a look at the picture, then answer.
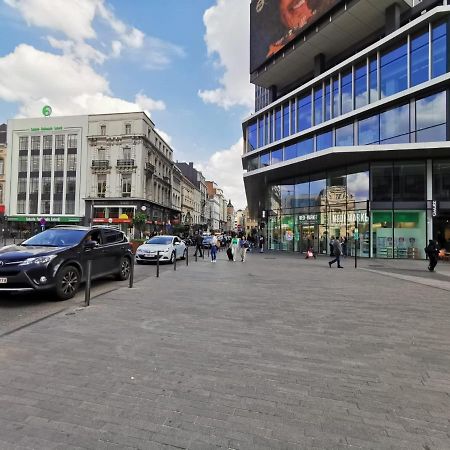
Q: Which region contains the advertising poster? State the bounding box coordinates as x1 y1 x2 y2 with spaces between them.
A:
250 0 341 72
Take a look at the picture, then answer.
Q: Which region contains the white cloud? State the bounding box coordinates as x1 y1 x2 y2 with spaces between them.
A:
196 138 246 209
0 44 167 117
111 40 122 58
199 0 253 110
155 128 173 146
47 36 107 64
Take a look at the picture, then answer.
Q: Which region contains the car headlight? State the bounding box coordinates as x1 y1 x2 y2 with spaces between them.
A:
20 255 57 266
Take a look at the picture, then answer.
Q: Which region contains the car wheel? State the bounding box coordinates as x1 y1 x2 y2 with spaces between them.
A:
116 256 131 280
181 249 187 260
55 265 80 300
169 251 175 264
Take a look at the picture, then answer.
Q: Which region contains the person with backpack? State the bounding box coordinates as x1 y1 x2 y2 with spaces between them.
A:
425 239 439 272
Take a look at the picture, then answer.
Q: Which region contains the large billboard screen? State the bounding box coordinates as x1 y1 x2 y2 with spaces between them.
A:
250 0 341 73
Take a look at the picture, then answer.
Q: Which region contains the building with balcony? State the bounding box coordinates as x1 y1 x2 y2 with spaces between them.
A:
243 0 450 259
180 174 197 228
0 123 6 216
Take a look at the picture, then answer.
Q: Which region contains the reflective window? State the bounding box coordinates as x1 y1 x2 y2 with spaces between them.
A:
325 81 332 121
309 175 326 207
282 104 290 138
372 162 393 201
355 63 368 109
297 137 314 157
271 148 283 165
264 114 269 146
290 101 296 135
433 160 450 200
294 177 309 208
336 123 354 146
247 156 259 171
369 56 378 103
411 30 429 87
316 131 332 151
358 115 379 145
284 143 297 161
393 161 426 201
416 91 446 142
275 107 282 141
380 42 407 98
261 152 270 167
19 136 28 151
43 135 52 151
269 111 274 143
248 122 257 151
258 117 264 148
332 78 340 118
297 94 312 131
341 71 353 114
380 103 409 143
314 86 323 125
281 183 295 209
347 164 369 202
432 22 447 78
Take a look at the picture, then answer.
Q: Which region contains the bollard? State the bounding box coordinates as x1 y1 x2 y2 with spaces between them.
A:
129 256 134 288
174 251 177 271
85 259 92 306
156 251 160 278
186 247 189 266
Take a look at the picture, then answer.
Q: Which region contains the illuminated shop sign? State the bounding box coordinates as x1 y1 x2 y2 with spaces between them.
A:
30 126 63 132
330 211 369 225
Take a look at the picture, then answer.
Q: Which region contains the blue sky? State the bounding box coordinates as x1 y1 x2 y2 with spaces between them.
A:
0 0 251 207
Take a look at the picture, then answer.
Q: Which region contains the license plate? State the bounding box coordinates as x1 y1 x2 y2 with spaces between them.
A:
0 278 7 284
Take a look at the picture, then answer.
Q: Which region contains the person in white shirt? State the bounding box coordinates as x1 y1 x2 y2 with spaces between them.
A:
210 235 218 263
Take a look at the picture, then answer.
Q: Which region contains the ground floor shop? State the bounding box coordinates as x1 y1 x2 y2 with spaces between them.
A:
262 158 450 259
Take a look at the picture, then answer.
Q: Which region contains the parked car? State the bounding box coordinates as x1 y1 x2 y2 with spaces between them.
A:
136 235 187 264
0 226 133 300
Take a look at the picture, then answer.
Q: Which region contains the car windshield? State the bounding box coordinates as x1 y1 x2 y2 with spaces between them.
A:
22 229 87 247
145 237 173 245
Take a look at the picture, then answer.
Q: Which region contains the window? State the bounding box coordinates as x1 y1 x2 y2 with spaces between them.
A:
43 135 52 151
98 148 106 160
282 104 290 138
122 174 132 197
347 164 369 202
30 154 40 172
335 123 354 146
297 137 314 157
123 147 131 160
18 179 26 194
31 136 40 151
54 154 64 171
325 81 332 121
66 176 76 195
432 22 447 78
28 178 39 214
332 78 340 118
67 153 77 171
17 200 25 214
411 30 429 87
297 94 312 131
372 163 393 201
316 130 332 151
66 200 75 215
314 85 323 125
415 91 447 142
55 135 64 150
125 124 131 135
260 152 270 167
380 42 407 98
284 143 296 161
248 121 257 150
290 101 296 135
380 103 410 144
258 117 264 147
358 115 380 145
19 136 28 151
433 160 450 200
0 185 3 204
67 134 77 149
275 107 282 141
369 56 378 103
271 148 282 165
355 64 368 109
42 154 52 172
41 177 51 196
101 125 106 136
393 161 426 201
0 159 3 175
341 71 353 114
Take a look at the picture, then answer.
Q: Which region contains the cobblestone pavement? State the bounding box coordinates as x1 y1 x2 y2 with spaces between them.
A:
0 250 449 449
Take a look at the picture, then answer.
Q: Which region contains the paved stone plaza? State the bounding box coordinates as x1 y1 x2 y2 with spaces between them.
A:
0 251 449 449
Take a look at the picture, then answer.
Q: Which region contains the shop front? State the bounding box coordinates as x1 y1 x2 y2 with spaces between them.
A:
7 215 83 239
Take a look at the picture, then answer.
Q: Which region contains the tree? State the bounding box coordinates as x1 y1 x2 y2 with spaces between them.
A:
132 212 147 239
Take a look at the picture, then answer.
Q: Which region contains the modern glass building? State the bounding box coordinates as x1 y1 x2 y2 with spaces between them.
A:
243 0 450 259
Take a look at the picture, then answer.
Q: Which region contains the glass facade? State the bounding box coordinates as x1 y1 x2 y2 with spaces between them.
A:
245 19 448 153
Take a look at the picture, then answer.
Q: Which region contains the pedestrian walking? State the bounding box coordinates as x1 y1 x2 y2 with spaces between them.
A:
329 236 335 257
210 234 218 263
240 235 249 262
329 238 343 268
193 232 203 257
425 239 439 272
259 235 265 253
230 233 240 262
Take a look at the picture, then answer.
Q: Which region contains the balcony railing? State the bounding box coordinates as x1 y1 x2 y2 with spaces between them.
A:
145 162 155 173
91 160 111 169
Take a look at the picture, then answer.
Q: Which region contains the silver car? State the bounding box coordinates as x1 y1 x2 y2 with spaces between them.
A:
136 236 187 264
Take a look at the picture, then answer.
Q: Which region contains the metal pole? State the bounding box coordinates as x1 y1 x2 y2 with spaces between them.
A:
156 251 160 277
129 256 134 288
85 259 92 306
354 220 358 269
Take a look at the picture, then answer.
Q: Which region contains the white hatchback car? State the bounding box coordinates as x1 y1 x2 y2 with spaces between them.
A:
136 235 187 264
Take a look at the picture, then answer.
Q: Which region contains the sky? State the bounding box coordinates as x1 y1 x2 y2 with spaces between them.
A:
0 0 252 209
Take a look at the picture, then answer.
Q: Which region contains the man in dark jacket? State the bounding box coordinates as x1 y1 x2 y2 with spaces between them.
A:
425 239 439 272
193 232 203 257
329 238 343 268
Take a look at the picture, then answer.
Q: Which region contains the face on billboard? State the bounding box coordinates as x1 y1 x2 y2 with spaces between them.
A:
250 0 341 73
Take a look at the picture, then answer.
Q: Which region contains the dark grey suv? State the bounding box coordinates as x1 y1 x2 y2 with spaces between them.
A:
0 226 133 300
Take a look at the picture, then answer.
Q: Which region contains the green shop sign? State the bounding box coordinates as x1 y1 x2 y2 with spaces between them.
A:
7 216 82 223
30 126 63 132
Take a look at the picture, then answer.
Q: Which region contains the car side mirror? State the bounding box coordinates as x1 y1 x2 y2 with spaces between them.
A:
84 240 98 250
